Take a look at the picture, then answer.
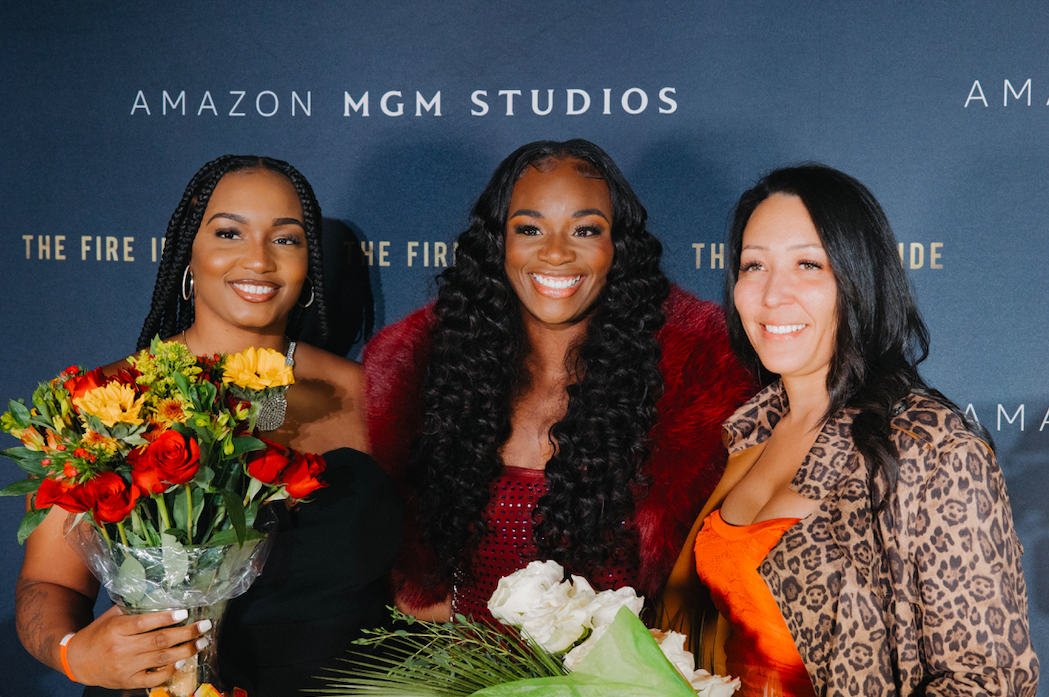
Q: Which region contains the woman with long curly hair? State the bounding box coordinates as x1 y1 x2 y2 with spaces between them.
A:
15 155 400 696
365 139 754 622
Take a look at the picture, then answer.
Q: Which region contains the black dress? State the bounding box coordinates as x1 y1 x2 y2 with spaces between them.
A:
84 447 403 697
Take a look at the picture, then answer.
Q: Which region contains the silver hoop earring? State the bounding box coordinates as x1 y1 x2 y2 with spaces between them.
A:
181 265 194 301
298 277 315 308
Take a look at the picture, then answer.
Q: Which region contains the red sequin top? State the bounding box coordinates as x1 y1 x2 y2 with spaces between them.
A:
454 465 639 623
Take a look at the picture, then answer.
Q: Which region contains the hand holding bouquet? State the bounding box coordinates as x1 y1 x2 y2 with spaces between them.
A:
1 338 326 697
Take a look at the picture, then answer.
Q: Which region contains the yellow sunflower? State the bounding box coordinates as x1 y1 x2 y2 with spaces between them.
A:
222 347 294 391
73 382 148 428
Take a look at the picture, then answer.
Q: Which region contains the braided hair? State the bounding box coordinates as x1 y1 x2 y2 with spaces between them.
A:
411 140 670 582
137 155 327 351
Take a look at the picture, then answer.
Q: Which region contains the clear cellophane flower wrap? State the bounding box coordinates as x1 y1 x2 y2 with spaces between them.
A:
67 511 276 697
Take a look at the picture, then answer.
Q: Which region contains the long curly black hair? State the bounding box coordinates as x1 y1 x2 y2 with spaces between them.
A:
137 155 327 351
411 140 670 581
725 164 991 512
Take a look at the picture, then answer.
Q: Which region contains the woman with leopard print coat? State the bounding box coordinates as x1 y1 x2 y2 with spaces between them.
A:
664 164 1037 697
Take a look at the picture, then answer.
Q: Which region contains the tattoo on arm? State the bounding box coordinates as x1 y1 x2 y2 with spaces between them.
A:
16 583 57 665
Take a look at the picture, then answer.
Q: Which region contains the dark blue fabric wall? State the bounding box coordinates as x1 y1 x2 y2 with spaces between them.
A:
3 2 1047 694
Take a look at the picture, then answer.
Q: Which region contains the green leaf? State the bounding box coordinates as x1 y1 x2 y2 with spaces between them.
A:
163 527 189 545
16 508 49 544
0 479 41 497
172 372 197 407
2 448 47 477
123 527 147 547
231 435 265 456
115 552 147 605
161 532 190 587
215 488 247 545
204 527 267 547
84 413 106 436
192 465 215 490
5 399 32 428
198 380 217 408
171 485 205 543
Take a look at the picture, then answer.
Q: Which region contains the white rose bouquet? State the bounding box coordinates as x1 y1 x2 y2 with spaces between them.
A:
317 560 738 697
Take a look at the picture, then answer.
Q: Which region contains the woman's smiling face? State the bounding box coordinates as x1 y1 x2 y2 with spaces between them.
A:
733 192 838 384
503 157 615 332
189 167 308 336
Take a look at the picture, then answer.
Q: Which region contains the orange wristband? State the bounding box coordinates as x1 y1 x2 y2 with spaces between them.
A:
59 632 78 682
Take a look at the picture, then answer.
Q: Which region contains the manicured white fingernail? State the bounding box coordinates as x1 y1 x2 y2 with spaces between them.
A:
197 619 212 632
196 637 209 650
172 609 189 622
174 659 186 670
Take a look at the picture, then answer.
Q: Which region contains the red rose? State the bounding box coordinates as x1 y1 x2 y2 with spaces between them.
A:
64 367 106 399
129 449 167 494
35 477 92 513
279 451 326 500
131 431 200 485
87 472 141 524
246 443 291 484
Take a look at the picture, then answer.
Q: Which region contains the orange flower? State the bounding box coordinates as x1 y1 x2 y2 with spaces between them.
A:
74 382 147 428
155 398 188 426
63 367 105 400
82 430 119 456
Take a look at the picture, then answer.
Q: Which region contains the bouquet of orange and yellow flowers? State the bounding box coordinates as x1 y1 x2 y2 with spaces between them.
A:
1 337 324 697
1 337 321 547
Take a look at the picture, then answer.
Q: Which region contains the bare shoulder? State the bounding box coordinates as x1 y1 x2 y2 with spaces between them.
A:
293 342 365 387
282 343 369 454
98 353 138 377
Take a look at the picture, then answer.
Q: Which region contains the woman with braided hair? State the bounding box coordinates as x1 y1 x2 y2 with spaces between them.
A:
14 155 401 696
364 139 754 623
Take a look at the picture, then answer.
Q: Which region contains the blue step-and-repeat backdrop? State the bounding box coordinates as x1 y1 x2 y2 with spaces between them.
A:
2 2 1047 694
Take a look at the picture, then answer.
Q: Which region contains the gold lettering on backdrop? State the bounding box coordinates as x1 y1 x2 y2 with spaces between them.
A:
909 243 924 269
710 243 724 270
405 242 452 268
896 243 944 270
359 241 374 266
690 243 723 269
929 243 943 269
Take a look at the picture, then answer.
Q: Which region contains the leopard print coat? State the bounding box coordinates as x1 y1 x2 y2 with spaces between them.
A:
724 382 1039 697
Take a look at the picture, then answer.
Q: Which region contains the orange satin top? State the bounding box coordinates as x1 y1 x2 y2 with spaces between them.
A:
694 510 816 697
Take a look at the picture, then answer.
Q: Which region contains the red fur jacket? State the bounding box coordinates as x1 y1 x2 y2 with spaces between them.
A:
363 286 755 607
